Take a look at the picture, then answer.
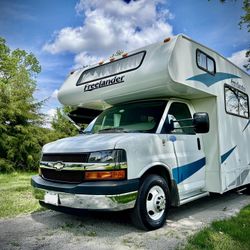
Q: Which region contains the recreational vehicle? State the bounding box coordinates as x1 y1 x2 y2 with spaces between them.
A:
32 34 250 230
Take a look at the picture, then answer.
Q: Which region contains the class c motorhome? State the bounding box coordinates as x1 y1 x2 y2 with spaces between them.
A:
32 34 250 230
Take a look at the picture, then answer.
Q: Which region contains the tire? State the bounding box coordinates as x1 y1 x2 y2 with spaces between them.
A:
130 174 170 230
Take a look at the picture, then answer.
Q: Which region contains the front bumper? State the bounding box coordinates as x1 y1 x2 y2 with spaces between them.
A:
31 175 139 211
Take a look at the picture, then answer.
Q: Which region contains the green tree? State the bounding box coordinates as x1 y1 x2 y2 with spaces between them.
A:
0 37 46 172
51 106 79 138
239 0 250 70
214 0 250 70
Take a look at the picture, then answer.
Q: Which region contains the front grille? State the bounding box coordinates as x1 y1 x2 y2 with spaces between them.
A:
41 168 84 183
42 153 89 163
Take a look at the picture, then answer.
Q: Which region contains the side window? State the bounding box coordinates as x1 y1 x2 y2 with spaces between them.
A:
196 49 216 75
162 102 195 134
224 85 249 119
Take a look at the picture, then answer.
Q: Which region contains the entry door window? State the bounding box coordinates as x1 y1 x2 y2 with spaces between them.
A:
162 102 195 134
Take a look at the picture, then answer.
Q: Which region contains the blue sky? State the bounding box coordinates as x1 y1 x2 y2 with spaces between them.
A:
0 0 249 122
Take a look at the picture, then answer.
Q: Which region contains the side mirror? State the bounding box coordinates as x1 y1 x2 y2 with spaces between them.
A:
193 112 209 133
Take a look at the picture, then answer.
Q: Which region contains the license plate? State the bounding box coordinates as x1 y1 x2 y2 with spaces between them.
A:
44 192 58 206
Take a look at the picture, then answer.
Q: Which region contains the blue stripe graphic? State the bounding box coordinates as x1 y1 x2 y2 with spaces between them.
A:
243 120 250 132
173 146 237 184
172 157 206 184
186 72 240 87
221 146 237 164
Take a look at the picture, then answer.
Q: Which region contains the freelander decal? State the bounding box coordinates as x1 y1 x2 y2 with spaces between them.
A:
186 72 241 87
83 75 125 92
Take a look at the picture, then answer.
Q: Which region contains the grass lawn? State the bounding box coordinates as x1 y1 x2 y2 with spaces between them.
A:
0 172 44 218
184 204 250 250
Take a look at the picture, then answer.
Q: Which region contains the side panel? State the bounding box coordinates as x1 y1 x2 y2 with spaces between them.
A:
217 78 250 192
192 97 221 193
171 36 250 193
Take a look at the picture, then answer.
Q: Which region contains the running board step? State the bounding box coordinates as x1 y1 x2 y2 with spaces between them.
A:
180 192 209 205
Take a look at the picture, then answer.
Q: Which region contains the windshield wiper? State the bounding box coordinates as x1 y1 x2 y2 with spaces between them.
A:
98 128 128 133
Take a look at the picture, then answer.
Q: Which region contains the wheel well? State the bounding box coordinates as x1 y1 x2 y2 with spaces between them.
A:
141 166 172 191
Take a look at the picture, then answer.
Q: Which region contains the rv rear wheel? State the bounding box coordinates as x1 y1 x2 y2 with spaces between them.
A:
131 174 170 230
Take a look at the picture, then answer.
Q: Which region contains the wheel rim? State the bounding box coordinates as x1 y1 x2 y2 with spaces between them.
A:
146 185 166 221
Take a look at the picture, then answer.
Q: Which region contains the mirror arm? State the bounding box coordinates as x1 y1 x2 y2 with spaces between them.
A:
60 109 82 131
172 118 193 123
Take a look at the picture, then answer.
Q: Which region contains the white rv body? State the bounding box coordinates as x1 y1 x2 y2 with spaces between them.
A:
58 34 250 194
32 34 250 229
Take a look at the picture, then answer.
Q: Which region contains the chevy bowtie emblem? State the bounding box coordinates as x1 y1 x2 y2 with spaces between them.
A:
53 162 65 171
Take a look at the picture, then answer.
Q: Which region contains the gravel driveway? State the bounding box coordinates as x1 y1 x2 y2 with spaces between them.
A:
1 191 250 250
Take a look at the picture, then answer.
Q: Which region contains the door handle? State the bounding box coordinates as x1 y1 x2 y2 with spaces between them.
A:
197 138 201 150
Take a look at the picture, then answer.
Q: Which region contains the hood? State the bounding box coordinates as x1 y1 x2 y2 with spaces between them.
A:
42 133 129 153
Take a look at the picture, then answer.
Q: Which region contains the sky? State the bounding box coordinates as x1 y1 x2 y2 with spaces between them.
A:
0 0 249 123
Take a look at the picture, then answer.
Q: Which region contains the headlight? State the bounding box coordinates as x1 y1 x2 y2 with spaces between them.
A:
88 149 126 165
85 149 127 181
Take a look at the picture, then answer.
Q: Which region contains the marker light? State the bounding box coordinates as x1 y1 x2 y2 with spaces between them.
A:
85 170 126 180
99 61 104 65
164 37 171 43
122 53 128 58
110 58 115 62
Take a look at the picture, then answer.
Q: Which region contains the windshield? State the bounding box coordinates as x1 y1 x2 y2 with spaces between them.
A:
92 100 167 134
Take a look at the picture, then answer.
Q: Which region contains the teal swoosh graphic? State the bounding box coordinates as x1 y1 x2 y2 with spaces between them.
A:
243 120 250 132
186 72 241 86
221 146 237 164
173 146 237 184
172 157 206 184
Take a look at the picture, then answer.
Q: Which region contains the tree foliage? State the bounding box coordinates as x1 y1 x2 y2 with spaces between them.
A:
51 106 79 138
239 0 250 70
0 38 56 172
215 0 250 70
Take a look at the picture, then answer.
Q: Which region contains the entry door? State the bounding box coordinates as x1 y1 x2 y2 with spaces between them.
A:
164 101 206 198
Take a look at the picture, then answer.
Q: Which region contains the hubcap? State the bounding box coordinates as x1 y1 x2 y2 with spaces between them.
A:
146 185 166 220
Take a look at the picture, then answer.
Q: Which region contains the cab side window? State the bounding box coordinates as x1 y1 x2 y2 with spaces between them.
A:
162 102 195 134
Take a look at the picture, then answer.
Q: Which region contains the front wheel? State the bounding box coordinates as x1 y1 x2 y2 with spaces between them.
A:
131 174 170 230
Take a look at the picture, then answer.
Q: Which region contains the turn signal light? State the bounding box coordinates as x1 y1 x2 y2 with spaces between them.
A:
85 170 126 180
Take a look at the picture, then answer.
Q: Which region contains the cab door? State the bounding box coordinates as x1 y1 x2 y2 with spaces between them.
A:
162 101 206 199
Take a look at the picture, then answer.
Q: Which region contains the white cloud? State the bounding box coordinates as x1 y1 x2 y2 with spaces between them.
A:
43 0 173 66
42 108 57 128
74 52 100 68
227 49 248 70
